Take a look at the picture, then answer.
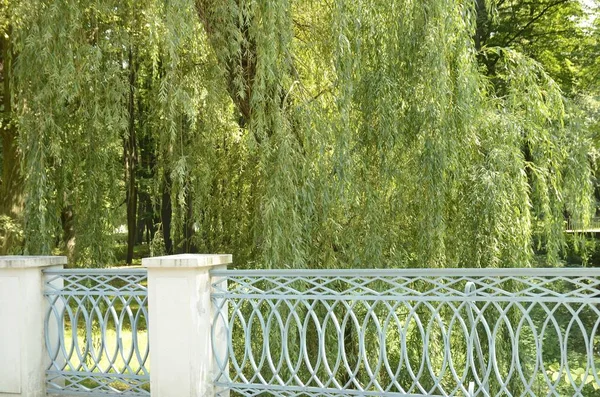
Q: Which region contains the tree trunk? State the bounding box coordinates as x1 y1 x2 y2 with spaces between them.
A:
134 71 156 247
125 48 138 265
61 205 75 261
196 0 255 130
161 173 173 254
474 0 489 52
136 191 151 245
0 25 23 254
183 188 197 253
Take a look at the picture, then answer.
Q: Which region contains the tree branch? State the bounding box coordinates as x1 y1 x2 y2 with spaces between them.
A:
501 0 571 47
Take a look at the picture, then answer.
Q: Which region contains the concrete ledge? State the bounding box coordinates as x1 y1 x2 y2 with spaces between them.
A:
142 254 232 269
0 256 67 269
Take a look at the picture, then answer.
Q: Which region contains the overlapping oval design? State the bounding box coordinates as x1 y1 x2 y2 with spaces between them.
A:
44 269 150 396
211 268 600 396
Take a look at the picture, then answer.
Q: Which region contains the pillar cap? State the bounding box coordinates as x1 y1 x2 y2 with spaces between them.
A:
0 256 67 269
142 254 232 269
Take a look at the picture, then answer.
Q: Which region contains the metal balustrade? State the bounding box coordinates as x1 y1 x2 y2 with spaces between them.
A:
567 217 600 232
211 268 600 396
44 268 150 396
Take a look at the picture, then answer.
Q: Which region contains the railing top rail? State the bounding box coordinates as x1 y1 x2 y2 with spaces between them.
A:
43 267 148 297
43 267 147 275
211 267 600 277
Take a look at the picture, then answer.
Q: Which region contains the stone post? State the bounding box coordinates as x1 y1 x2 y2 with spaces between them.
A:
142 254 232 397
0 256 67 397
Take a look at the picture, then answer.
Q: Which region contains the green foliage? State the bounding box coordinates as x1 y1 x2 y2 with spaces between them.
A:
8 0 235 265
480 0 590 94
0 214 23 253
2 0 596 269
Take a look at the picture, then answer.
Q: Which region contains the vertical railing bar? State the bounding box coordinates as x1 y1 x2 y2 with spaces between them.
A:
465 281 488 396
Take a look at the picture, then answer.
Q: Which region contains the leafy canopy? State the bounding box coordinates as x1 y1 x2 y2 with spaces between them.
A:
3 0 595 268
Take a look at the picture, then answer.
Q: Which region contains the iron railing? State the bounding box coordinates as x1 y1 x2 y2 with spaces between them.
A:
211 268 600 396
567 217 600 232
44 268 150 396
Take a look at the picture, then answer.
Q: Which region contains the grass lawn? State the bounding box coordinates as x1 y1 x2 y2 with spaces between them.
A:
55 327 150 392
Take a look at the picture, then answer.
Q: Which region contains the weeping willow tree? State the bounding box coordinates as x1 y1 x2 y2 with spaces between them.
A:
8 0 236 264
195 0 594 269
1 0 593 269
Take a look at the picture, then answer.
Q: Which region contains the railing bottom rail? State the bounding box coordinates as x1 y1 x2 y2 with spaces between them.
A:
216 383 447 397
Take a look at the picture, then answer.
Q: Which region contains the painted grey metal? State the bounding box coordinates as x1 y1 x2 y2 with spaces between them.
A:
211 268 600 396
567 216 600 231
465 282 488 397
44 268 149 396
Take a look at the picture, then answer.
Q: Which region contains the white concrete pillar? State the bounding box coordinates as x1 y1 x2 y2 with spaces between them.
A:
142 254 232 397
0 256 67 397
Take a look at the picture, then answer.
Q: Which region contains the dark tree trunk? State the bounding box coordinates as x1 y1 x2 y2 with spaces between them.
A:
135 190 155 245
161 173 173 254
0 26 23 254
474 0 490 52
183 188 197 253
61 205 75 261
0 26 22 218
134 71 156 247
196 0 256 132
124 48 138 265
135 208 144 245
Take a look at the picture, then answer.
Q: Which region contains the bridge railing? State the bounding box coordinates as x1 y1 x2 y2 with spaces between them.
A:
567 216 600 231
211 268 600 397
3 256 599 397
44 268 150 396
1 254 232 397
